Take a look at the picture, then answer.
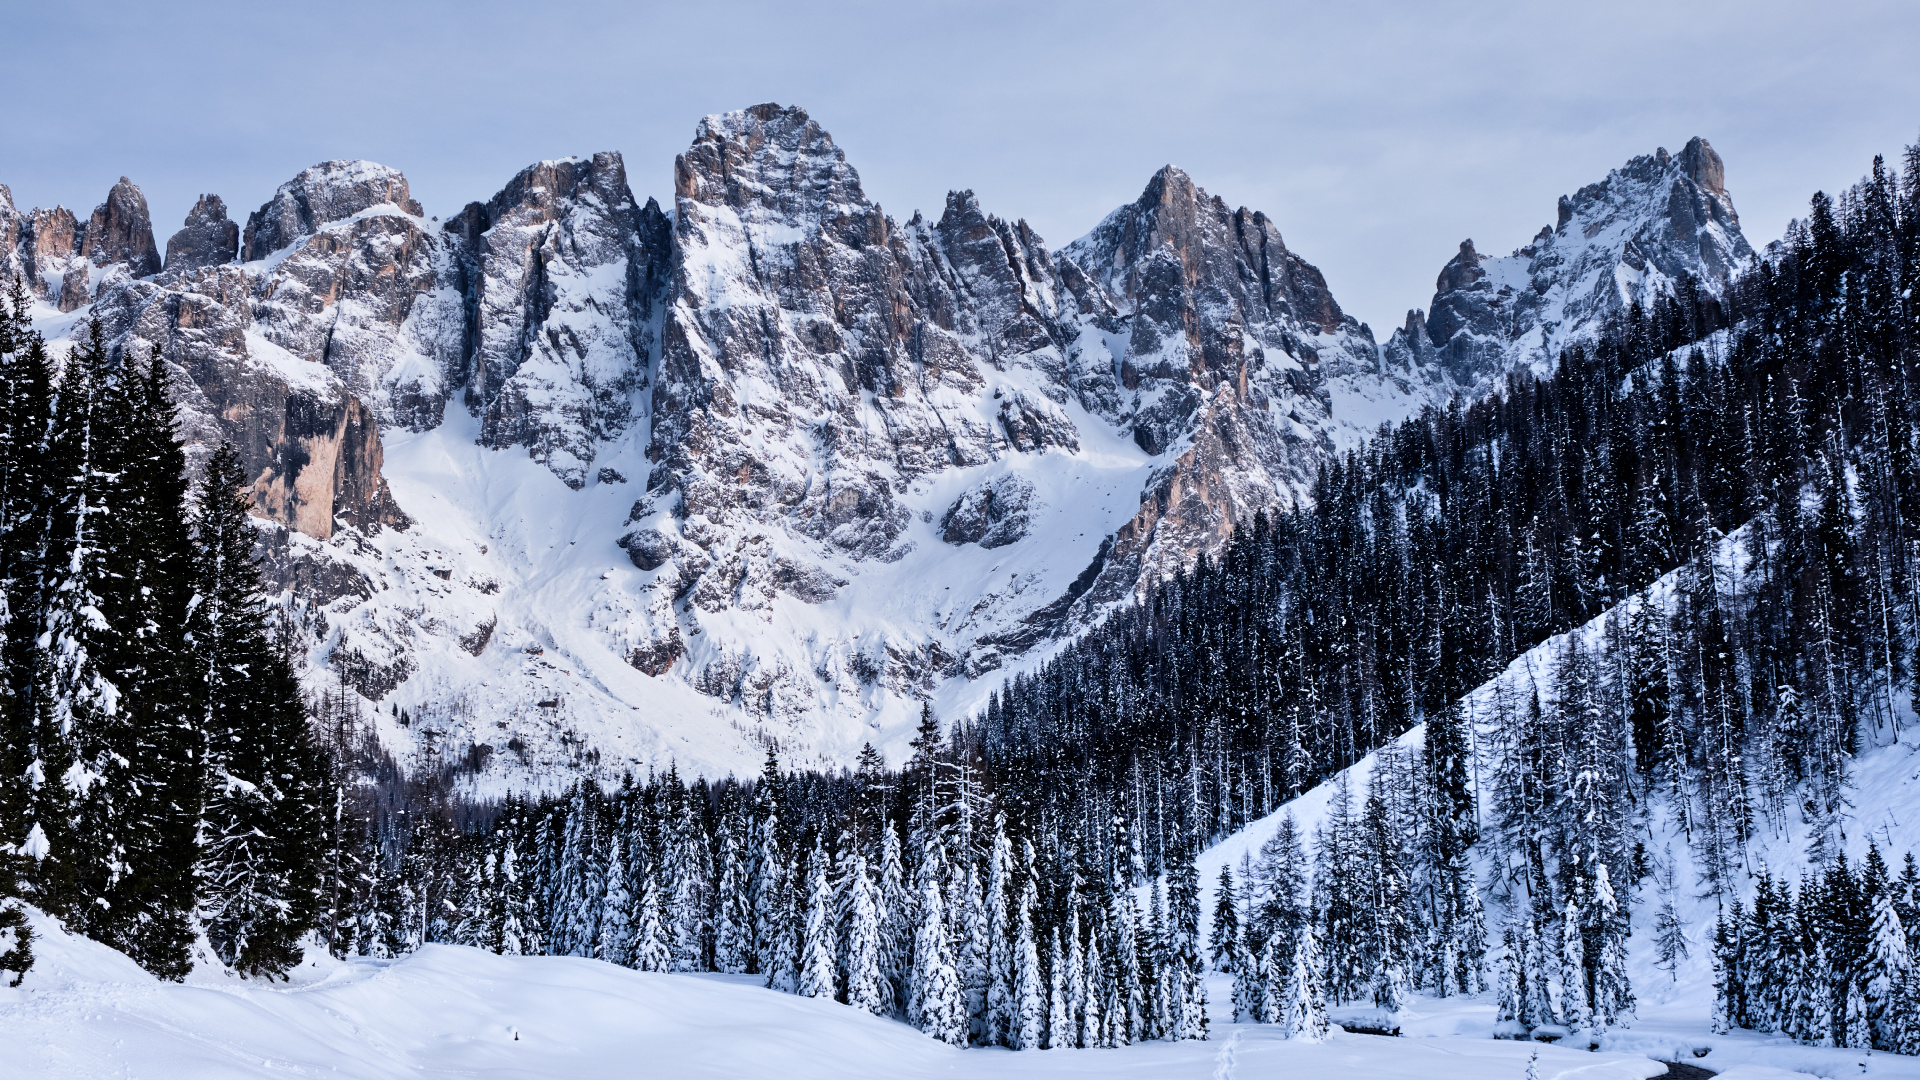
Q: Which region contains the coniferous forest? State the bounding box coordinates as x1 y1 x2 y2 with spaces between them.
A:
0 286 330 983
7 138 1920 1057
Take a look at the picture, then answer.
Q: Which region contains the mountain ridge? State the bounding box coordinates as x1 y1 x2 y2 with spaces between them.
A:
2 107 1753 784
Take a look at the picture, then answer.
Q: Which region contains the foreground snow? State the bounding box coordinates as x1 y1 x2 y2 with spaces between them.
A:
0 907 1692 1080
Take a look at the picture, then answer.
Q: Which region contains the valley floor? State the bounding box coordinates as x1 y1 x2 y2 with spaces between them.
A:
1 908 1905 1080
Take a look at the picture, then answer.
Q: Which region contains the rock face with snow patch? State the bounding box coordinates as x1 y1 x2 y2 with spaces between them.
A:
10 106 1743 787
448 152 670 486
1387 136 1753 384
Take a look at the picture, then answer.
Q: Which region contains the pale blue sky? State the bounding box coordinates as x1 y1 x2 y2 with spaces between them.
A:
3 0 1916 332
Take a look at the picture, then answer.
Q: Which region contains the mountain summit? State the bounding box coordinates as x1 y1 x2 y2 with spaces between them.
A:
1387 136 1752 385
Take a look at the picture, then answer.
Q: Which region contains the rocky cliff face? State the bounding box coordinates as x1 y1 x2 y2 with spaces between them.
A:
450 152 671 485
8 108 1741 786
1387 136 1752 385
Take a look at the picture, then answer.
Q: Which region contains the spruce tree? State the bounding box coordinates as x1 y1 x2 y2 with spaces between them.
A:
190 443 328 977
797 838 836 999
909 866 964 1044
1284 922 1330 1041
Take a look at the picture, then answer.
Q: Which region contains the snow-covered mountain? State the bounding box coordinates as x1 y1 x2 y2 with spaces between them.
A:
2 110 1752 785
1385 137 1753 385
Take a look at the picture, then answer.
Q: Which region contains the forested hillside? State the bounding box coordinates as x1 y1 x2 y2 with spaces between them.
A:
286 142 1920 1054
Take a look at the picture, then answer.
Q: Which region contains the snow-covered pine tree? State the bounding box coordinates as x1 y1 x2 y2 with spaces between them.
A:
1168 844 1206 1040
1209 864 1239 972
712 810 749 974
598 810 635 965
1494 928 1524 1032
985 816 1014 1044
1284 922 1330 1042
36 321 126 937
633 870 672 972
1865 852 1913 1051
747 749 784 976
1110 879 1143 1043
669 799 706 972
844 848 886 1015
1654 847 1689 982
1046 928 1070 1049
1258 936 1284 1024
876 823 908 1015
1011 878 1043 1049
1232 922 1265 1023
797 838 836 999
190 443 328 977
1082 927 1109 1048
1559 896 1590 1035
1845 979 1871 1050
909 862 965 1043
956 862 988 1042
1064 899 1088 1048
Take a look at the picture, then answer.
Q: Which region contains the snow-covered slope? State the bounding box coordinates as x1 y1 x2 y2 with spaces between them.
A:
2 904 1688 1080
1186 527 1920 1079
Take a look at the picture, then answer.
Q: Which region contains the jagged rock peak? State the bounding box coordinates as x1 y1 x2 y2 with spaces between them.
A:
1402 135 1753 387
242 160 423 261
1676 135 1726 196
163 193 239 273
457 150 669 487
675 104 878 234
81 176 161 277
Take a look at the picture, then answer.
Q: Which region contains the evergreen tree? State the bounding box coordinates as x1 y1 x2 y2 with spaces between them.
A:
1208 864 1239 972
797 839 836 999
844 849 886 1015
191 444 327 977
1283 922 1330 1042
908 865 965 1044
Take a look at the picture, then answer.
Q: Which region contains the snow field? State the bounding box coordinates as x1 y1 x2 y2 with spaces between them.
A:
4 906 1677 1080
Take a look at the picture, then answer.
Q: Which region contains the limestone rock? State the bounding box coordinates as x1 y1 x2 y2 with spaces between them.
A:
242 160 424 261
81 177 161 277
941 475 1035 549
164 194 239 273
454 152 670 486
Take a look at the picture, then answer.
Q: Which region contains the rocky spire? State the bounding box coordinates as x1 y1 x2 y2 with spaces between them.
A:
163 194 239 273
81 176 160 277
1390 136 1753 387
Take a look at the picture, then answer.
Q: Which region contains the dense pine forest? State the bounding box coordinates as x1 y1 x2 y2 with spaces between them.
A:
0 285 331 983
7 138 1920 1057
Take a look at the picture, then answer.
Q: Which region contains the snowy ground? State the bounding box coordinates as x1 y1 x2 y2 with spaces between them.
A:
2 906 1687 1080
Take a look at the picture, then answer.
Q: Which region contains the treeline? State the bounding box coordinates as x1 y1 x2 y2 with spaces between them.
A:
0 284 331 981
971 137 1920 875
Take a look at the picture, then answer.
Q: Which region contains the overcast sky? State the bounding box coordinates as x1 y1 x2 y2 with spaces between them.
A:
4 0 1916 332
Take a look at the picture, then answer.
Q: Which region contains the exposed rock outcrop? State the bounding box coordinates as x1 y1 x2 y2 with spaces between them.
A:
81 177 160 277
242 160 423 261
164 194 239 273
1389 136 1753 385
452 152 670 486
